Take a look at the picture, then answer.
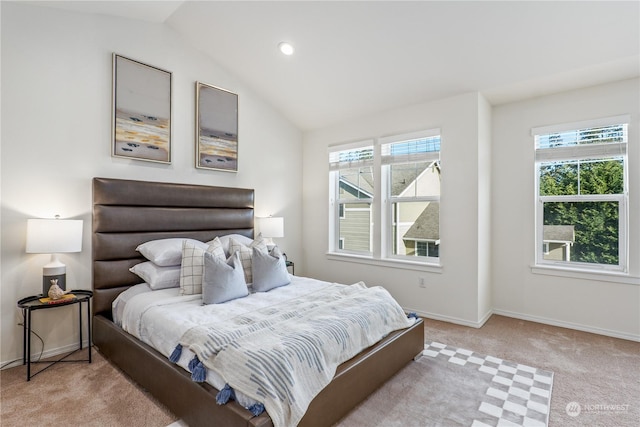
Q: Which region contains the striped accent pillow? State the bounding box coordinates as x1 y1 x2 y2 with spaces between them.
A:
228 236 268 283
180 237 226 296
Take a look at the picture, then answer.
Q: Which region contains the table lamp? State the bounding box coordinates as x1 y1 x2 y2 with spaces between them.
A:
256 216 284 248
26 216 83 296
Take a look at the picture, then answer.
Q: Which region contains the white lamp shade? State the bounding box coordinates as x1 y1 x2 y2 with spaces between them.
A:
26 219 83 254
256 217 284 238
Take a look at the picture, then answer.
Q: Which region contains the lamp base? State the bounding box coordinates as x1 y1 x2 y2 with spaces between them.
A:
43 262 66 297
263 237 275 250
43 273 66 296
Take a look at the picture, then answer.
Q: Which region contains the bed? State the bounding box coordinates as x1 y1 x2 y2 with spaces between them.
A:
91 177 424 427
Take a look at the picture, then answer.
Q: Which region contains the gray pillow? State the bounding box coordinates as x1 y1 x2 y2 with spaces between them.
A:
202 251 249 304
251 246 291 292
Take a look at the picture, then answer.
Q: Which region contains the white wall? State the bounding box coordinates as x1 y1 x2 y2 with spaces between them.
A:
491 78 640 341
302 92 491 327
0 3 302 366
477 95 493 322
303 80 639 341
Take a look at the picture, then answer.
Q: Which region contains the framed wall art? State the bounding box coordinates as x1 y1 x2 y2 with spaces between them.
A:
196 81 238 172
112 54 172 163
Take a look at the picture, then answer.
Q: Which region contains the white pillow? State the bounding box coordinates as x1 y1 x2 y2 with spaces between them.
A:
137 238 209 266
228 236 268 283
214 233 254 257
251 246 290 292
130 262 181 290
202 252 249 304
180 238 226 296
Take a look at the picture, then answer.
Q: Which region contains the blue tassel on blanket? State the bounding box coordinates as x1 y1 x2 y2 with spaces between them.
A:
191 360 206 382
248 402 265 416
188 355 200 372
188 355 207 382
169 344 182 363
216 383 236 405
407 312 418 319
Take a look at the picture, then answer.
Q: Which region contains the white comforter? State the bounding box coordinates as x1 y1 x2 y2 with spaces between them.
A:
115 276 415 424
116 276 341 408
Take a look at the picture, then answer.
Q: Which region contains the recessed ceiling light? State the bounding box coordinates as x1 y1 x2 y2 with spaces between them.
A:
278 42 295 56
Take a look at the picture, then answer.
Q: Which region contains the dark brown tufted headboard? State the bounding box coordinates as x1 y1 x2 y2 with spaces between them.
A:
92 177 254 318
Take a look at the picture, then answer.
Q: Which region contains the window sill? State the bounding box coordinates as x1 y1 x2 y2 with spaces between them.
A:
326 252 443 273
531 264 640 285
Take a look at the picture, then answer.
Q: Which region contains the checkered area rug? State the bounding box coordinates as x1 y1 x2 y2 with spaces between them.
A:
424 342 553 427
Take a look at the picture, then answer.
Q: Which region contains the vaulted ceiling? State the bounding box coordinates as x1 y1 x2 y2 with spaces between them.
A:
27 1 640 131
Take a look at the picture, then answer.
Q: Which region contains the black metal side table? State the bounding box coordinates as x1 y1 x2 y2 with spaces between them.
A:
17 289 93 381
285 260 295 275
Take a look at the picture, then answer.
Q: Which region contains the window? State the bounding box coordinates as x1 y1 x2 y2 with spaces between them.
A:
533 116 629 272
382 131 441 262
328 130 441 265
329 142 374 255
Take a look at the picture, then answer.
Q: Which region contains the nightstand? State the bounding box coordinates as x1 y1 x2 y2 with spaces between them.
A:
285 260 294 275
17 289 93 381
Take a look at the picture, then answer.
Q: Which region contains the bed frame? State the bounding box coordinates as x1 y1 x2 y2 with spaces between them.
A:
92 177 424 427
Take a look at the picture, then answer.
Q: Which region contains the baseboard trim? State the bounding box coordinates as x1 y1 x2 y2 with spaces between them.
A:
1 340 91 371
405 308 490 329
404 306 639 342
39 340 92 359
492 309 640 342
478 309 493 327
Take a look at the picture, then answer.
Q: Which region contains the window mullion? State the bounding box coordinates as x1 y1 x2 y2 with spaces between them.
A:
391 196 440 204
540 194 623 203
372 141 383 259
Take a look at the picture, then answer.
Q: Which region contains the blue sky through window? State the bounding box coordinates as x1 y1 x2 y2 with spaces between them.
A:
537 124 625 149
390 136 441 155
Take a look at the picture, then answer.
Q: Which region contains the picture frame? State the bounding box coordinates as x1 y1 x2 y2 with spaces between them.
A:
112 54 172 164
195 81 238 172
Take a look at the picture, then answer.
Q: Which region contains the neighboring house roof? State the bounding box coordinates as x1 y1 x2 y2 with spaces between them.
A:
395 160 440 197
340 160 440 199
403 202 440 241
339 171 374 198
391 166 420 196
543 225 575 243
339 177 373 198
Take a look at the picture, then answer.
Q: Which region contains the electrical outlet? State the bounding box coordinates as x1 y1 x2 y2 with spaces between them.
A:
418 277 426 288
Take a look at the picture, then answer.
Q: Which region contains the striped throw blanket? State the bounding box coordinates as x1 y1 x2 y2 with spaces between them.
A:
174 282 414 427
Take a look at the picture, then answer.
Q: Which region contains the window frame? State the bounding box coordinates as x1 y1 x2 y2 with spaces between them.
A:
533 115 629 274
381 129 441 264
329 140 375 257
328 129 441 267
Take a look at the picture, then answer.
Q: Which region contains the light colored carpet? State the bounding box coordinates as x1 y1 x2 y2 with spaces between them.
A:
1 315 638 426
424 315 640 427
0 349 175 426
335 341 552 427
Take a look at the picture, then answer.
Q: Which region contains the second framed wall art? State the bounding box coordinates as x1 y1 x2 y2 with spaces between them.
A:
196 82 239 172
